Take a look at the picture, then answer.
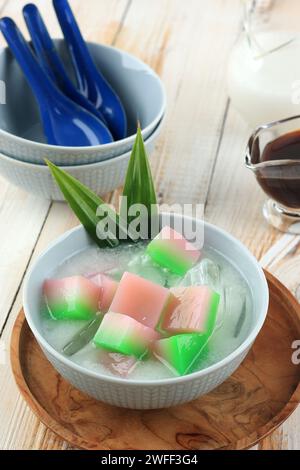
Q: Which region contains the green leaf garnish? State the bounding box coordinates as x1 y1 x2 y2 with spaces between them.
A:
46 127 159 246
120 125 158 237
46 159 124 247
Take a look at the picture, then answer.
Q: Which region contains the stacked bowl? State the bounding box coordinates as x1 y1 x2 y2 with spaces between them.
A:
0 40 166 200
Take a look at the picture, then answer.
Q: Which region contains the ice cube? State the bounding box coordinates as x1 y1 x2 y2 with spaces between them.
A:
224 286 248 338
99 350 138 378
180 258 221 290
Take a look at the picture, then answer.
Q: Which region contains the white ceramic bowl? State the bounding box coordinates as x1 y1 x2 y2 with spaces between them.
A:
0 116 163 200
0 40 166 165
23 214 269 409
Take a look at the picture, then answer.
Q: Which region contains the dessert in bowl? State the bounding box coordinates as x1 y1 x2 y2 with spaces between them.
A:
23 213 269 409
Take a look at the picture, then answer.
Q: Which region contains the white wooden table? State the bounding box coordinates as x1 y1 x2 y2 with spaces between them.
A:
0 0 299 450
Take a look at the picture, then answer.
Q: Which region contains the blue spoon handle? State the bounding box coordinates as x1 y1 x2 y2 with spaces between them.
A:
53 0 101 95
23 3 108 125
53 0 127 140
0 17 113 146
0 16 58 102
23 3 56 81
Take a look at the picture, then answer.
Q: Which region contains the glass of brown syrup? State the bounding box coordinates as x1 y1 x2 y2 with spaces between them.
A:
246 115 300 233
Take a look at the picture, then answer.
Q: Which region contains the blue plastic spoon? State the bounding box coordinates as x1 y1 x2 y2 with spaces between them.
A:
53 0 127 141
0 17 113 146
23 3 108 126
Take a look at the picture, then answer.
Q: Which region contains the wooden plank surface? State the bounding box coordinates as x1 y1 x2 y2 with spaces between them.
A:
0 0 299 450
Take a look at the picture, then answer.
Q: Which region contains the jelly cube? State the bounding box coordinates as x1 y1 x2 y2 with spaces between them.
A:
153 333 208 375
109 271 174 329
147 226 201 275
159 286 220 334
93 312 159 359
99 350 138 378
43 276 100 320
88 273 118 312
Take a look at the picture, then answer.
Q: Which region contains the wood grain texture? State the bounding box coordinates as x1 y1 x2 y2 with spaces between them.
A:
10 272 300 450
119 0 241 204
204 106 279 260
0 0 130 336
0 0 130 450
258 238 300 450
0 0 129 45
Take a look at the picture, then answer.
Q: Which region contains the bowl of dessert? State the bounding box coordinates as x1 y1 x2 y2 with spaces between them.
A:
23 213 269 409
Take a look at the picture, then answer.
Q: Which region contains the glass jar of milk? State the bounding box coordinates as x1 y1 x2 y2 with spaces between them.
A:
228 0 300 127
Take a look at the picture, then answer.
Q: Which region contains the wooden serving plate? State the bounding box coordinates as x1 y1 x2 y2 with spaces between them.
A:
11 271 300 450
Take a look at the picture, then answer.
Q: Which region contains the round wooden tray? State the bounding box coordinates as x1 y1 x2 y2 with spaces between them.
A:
11 271 300 450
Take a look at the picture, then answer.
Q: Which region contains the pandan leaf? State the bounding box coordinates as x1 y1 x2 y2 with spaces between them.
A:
46 159 126 247
46 127 159 246
120 125 158 237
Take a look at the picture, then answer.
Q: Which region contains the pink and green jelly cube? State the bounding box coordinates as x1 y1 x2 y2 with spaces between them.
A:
88 273 118 312
99 350 138 378
159 286 220 334
43 276 100 320
109 271 174 329
146 226 201 276
153 333 208 376
93 312 159 359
